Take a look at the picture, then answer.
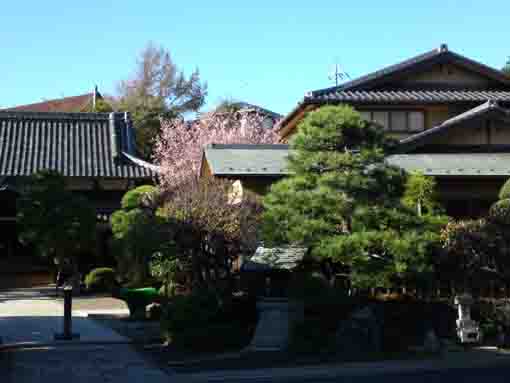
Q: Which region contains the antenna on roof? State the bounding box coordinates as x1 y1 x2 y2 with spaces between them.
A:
328 60 350 87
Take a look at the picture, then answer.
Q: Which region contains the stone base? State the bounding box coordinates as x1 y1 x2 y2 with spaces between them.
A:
245 298 299 352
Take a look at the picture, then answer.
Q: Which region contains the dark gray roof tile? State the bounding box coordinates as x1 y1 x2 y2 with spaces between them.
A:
204 144 290 176
0 111 156 179
386 153 510 176
306 90 510 104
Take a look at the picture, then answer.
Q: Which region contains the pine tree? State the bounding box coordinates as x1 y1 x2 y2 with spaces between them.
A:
262 105 444 287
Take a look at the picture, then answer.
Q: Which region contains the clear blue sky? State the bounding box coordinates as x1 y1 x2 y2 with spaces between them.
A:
1 1 509 115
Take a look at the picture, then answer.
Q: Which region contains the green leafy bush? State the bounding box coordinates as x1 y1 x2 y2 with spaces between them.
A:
111 186 165 286
121 185 157 210
85 268 117 292
489 199 510 225
287 272 332 303
472 300 510 341
499 179 510 200
161 291 257 351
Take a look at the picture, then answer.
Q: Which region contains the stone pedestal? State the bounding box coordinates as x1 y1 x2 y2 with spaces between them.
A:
245 298 298 352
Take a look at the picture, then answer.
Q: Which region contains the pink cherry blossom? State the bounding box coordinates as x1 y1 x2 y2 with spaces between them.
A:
153 107 281 190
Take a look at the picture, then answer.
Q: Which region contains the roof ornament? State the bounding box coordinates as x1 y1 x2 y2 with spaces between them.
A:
439 43 449 53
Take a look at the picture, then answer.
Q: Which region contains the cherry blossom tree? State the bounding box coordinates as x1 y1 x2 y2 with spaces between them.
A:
153 104 281 190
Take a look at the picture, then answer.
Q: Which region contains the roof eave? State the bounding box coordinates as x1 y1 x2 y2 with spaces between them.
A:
399 101 510 152
214 172 289 177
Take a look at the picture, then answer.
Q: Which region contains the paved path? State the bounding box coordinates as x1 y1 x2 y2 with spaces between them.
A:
3 344 171 382
0 287 170 382
174 348 510 382
0 287 127 344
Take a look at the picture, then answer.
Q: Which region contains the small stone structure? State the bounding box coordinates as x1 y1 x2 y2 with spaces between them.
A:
245 298 301 351
454 293 481 343
242 246 306 351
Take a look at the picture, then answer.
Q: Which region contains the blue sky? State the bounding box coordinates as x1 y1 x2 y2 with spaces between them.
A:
1 1 509 115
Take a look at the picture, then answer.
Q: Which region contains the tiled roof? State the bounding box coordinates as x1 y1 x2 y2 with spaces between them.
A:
305 90 510 104
6 93 97 113
203 144 290 176
401 101 510 148
278 45 510 135
241 246 307 271
0 111 156 178
386 153 510 176
203 142 507 179
313 44 510 93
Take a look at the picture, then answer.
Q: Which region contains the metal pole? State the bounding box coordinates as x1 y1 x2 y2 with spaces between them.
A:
63 287 72 337
54 286 80 340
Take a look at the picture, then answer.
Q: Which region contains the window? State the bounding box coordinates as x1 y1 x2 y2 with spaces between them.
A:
359 111 371 122
391 111 408 132
359 110 425 133
372 111 389 131
408 111 425 132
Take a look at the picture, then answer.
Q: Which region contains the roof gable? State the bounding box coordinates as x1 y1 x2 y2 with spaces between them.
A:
5 88 104 113
312 45 510 95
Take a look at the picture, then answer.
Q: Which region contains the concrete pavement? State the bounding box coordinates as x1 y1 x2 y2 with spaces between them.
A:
0 287 127 345
0 287 170 382
172 348 510 382
3 344 171 383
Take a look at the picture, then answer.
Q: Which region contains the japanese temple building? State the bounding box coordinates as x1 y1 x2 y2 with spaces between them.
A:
0 111 156 287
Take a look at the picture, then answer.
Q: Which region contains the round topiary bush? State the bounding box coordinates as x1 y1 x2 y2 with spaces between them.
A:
85 267 117 293
489 199 510 225
121 185 157 210
499 179 510 200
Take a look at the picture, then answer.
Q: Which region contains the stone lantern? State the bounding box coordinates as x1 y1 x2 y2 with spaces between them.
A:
241 246 306 351
454 293 481 343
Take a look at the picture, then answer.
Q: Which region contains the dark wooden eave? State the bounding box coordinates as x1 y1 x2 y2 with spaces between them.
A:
399 101 510 151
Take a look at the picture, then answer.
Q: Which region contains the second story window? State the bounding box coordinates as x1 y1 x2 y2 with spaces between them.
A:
359 110 425 133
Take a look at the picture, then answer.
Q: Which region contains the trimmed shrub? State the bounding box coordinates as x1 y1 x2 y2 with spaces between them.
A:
499 179 510 200
489 199 510 225
85 268 117 293
161 291 257 352
121 185 157 210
